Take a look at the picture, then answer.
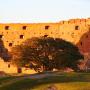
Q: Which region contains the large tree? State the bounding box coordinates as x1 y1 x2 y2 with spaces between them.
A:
10 37 84 72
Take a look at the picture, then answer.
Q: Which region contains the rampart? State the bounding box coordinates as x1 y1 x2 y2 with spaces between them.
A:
0 18 90 73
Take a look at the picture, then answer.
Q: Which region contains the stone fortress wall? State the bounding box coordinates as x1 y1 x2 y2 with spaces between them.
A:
0 18 90 74
0 18 90 53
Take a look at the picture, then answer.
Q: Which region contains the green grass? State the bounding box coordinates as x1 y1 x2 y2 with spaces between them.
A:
0 76 17 85
0 72 90 90
33 82 90 90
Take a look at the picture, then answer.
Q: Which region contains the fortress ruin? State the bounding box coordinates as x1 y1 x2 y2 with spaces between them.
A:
0 18 90 74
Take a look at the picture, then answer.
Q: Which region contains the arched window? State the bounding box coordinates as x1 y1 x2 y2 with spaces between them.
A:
5 26 9 30
20 35 24 39
9 43 13 47
22 26 27 30
8 64 10 68
45 26 49 30
75 26 79 30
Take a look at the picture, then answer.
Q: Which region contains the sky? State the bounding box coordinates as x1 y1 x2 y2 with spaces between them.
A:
0 0 90 23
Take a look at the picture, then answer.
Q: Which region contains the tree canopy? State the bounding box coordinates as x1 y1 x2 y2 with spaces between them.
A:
0 39 10 61
10 37 84 72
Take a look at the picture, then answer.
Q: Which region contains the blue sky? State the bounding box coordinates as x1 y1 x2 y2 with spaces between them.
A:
0 0 90 23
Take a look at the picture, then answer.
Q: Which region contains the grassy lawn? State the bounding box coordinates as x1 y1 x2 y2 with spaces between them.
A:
0 72 90 90
0 76 17 84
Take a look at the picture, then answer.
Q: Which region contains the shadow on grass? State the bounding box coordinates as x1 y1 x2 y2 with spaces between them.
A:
0 72 90 90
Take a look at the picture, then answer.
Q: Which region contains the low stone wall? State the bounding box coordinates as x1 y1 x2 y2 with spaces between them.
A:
0 59 37 74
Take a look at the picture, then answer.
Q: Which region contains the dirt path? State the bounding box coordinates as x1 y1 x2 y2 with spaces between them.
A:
0 72 62 88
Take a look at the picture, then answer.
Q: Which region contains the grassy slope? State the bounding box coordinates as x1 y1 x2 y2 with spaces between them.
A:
0 72 90 90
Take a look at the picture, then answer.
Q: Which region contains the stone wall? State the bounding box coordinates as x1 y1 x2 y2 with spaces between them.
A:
0 58 37 74
0 18 90 54
0 18 90 73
